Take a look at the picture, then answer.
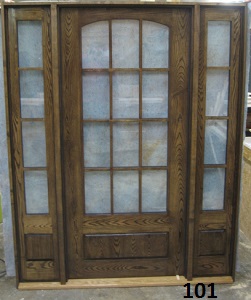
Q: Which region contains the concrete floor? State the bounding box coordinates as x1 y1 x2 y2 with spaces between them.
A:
0 223 251 300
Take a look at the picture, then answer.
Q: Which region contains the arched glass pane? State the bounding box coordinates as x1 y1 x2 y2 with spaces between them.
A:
82 21 109 68
143 21 169 68
112 20 139 68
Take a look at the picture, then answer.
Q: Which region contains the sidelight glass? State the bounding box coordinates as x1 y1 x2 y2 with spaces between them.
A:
142 122 168 166
84 122 110 167
113 72 139 118
20 70 44 118
206 70 229 117
85 171 111 214
204 120 227 165
18 21 43 68
142 170 167 212
207 21 230 67
203 168 225 210
82 21 109 69
112 20 139 68
113 123 139 167
22 122 46 167
114 171 139 213
82 72 110 119
142 72 168 118
24 171 49 214
142 21 169 68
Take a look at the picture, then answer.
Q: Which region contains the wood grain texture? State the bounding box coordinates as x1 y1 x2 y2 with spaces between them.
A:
18 276 234 290
25 234 54 260
25 260 55 281
84 233 169 259
199 230 226 256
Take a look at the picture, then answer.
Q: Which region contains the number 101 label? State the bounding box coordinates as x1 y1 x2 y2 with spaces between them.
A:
184 283 217 298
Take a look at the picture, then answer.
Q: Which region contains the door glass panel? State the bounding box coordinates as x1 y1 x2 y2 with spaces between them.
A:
204 120 227 165
112 20 139 68
142 122 167 166
113 72 139 118
207 21 230 67
24 171 49 214
142 21 169 68
20 70 44 118
85 171 111 214
206 70 229 117
84 122 110 167
82 72 110 119
203 168 225 210
113 123 139 167
142 170 167 212
114 171 139 213
18 21 43 68
142 72 168 118
22 121 46 167
82 21 109 69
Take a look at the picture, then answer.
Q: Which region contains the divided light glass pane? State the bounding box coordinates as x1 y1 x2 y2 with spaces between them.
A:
113 123 139 167
85 171 111 214
84 123 110 167
114 171 139 213
203 168 225 210
142 72 168 118
142 122 168 166
82 21 109 69
142 21 169 68
204 120 227 165
112 20 139 68
206 70 229 116
25 171 49 214
22 122 46 167
20 71 44 118
18 21 43 68
113 72 139 118
207 21 230 67
82 72 110 119
142 170 167 213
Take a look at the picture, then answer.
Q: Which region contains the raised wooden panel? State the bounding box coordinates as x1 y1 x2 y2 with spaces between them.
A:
199 230 226 256
194 256 226 276
25 260 55 281
84 233 169 259
25 234 54 260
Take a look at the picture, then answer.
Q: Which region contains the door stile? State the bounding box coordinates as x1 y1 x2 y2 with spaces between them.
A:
51 4 66 284
186 4 200 281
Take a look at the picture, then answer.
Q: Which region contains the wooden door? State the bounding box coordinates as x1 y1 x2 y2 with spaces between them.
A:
60 7 191 279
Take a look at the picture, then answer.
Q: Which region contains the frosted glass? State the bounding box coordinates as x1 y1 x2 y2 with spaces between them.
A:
114 171 139 213
142 21 169 68
112 20 139 68
206 70 229 116
84 123 110 167
18 21 43 68
25 171 48 214
113 123 139 167
204 120 227 165
22 122 46 167
20 71 44 118
82 72 110 119
203 168 225 210
85 172 111 214
113 72 139 118
82 21 109 68
207 21 230 67
142 171 167 212
142 72 168 118
142 122 168 166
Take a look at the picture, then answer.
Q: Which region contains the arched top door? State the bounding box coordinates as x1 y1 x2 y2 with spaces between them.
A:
61 7 190 279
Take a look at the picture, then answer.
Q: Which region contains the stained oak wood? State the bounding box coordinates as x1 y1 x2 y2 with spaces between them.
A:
84 233 169 259
25 234 54 260
62 6 191 279
199 230 226 256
